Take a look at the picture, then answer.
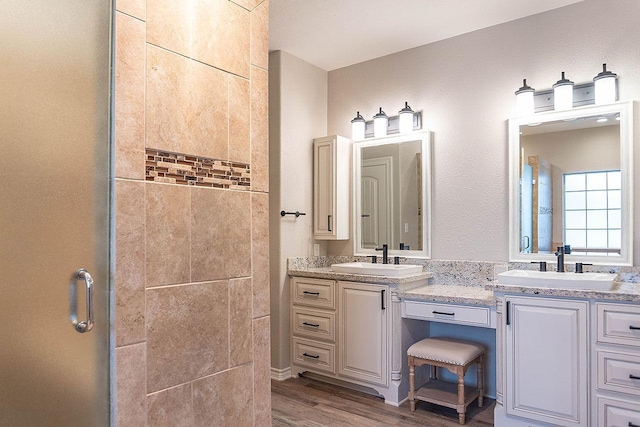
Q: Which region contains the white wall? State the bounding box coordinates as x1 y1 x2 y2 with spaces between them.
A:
326 0 640 264
269 51 328 370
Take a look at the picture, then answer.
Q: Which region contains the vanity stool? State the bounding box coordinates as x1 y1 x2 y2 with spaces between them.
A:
407 337 485 425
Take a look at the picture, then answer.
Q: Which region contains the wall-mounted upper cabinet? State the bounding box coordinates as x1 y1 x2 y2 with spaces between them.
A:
313 135 351 240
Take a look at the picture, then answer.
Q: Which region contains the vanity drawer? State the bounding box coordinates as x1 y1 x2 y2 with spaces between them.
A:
402 300 491 327
598 397 640 427
292 337 336 374
598 350 640 396
292 277 335 309
292 307 335 342
597 303 640 347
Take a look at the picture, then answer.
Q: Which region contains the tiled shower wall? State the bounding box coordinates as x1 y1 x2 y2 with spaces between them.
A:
113 0 270 425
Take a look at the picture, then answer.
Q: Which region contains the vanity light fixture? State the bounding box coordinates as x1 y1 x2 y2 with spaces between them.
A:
398 102 415 134
553 72 574 111
351 106 422 138
593 63 617 105
517 65 621 114
515 79 535 116
373 107 389 138
351 111 366 141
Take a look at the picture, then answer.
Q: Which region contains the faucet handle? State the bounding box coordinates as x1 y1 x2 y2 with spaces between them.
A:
531 261 547 272
564 245 572 255
369 255 378 264
575 262 592 273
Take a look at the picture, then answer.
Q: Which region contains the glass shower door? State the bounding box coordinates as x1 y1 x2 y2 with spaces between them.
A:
0 0 111 426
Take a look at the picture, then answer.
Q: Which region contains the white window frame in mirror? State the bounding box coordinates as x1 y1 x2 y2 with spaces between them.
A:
353 131 432 259
508 101 634 266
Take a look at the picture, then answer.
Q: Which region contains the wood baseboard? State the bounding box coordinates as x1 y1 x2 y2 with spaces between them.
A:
271 367 292 381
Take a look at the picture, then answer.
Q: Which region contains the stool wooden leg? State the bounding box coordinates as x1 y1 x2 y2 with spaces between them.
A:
477 355 484 407
408 356 416 412
457 366 465 425
430 364 437 380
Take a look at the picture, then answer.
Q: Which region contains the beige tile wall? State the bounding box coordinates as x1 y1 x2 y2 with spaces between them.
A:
113 0 270 425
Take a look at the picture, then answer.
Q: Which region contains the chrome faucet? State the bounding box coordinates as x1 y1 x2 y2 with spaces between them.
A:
375 244 389 264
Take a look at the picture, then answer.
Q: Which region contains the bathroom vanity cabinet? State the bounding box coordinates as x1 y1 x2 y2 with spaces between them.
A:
338 281 388 385
502 296 588 426
494 292 640 427
290 276 391 391
291 277 338 375
290 274 429 406
313 135 350 240
595 302 640 426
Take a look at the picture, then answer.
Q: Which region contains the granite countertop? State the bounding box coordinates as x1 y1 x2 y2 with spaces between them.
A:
287 266 433 285
486 281 640 302
286 256 640 305
398 284 496 306
288 264 494 305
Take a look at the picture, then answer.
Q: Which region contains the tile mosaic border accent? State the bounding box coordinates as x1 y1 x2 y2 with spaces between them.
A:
145 148 251 190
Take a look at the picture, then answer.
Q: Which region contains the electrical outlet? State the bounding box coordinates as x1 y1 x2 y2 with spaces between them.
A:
313 243 320 257
404 223 409 233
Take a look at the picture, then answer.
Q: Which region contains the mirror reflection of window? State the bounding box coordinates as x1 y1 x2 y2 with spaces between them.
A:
509 102 632 265
519 116 620 256
564 170 621 256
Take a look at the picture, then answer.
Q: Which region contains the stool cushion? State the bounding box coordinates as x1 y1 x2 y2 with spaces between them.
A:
407 337 484 366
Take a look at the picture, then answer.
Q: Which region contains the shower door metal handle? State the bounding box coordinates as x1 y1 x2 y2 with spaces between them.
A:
72 269 94 333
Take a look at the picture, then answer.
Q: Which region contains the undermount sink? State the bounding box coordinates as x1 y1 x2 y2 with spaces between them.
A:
331 262 423 277
497 269 618 290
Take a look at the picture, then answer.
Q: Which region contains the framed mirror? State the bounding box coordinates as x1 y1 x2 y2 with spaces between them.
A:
508 101 633 266
354 131 432 258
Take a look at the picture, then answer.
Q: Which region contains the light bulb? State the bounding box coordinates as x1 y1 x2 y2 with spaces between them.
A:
373 107 388 138
398 102 414 134
553 72 574 111
515 79 535 116
351 111 365 140
594 63 617 105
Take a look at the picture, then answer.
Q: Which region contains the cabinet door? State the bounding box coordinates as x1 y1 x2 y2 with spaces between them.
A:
505 296 588 426
314 138 335 238
313 136 350 240
338 282 388 386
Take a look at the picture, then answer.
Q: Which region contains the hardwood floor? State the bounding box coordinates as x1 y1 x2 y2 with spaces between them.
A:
271 376 495 426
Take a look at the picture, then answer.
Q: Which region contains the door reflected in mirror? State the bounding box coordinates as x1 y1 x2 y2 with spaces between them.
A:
354 132 431 259
509 102 633 265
